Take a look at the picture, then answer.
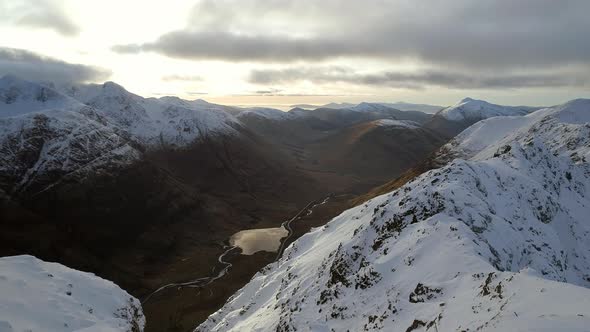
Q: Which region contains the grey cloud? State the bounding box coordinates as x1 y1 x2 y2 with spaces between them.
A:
2 0 79 36
233 92 345 97
116 31 351 62
161 74 204 82
112 0 590 70
249 66 589 90
111 44 143 54
245 88 346 96
0 47 111 83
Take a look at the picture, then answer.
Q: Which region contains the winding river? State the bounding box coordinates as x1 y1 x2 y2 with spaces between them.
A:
141 194 332 304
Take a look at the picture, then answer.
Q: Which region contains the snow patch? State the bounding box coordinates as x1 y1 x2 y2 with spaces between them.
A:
0 255 144 332
374 119 420 129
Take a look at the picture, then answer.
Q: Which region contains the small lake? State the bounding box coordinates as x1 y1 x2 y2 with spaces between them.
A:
230 226 288 255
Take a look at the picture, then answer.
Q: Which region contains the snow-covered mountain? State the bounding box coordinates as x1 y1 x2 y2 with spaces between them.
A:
423 98 541 138
379 102 443 114
0 76 141 195
288 102 432 126
0 74 82 118
0 75 245 195
290 102 357 110
236 107 296 121
351 102 399 113
0 108 140 195
57 81 241 146
197 99 590 331
289 102 442 114
438 97 538 122
0 255 144 332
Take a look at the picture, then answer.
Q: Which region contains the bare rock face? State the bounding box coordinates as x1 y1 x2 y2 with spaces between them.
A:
197 100 590 332
0 109 140 196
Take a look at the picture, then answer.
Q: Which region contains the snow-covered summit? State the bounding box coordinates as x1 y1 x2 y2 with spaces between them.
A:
56 80 241 146
158 96 210 109
0 76 244 195
380 101 443 114
0 75 82 118
197 99 590 331
438 97 538 122
158 96 242 115
552 98 590 124
0 255 144 332
447 98 590 161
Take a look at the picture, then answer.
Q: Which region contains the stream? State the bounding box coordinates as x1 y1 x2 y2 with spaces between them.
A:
141 246 237 304
141 194 332 304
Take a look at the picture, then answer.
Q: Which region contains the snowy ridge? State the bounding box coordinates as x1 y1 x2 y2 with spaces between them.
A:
0 77 142 195
438 97 538 122
374 119 420 129
236 107 294 121
0 76 245 194
0 75 83 118
197 99 590 332
290 102 442 113
57 81 241 146
379 102 442 114
351 102 398 113
0 255 144 332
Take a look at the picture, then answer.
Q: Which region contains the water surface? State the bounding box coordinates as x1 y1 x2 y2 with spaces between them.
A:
230 227 288 255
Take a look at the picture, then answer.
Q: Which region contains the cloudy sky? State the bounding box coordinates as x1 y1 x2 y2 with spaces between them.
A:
1 0 589 107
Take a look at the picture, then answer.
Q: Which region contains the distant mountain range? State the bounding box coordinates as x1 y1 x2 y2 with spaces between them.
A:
198 98 590 332
0 75 455 330
291 101 443 113
4 74 585 332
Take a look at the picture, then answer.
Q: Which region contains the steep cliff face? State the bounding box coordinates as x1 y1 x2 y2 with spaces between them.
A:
197 100 590 332
0 109 140 196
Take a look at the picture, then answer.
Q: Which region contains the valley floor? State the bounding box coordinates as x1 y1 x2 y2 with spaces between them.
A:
140 193 355 331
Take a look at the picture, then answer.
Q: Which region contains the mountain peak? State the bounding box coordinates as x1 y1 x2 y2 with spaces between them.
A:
460 97 476 103
351 102 389 112
551 98 590 124
439 98 536 122
101 81 128 94
0 75 80 117
561 98 590 109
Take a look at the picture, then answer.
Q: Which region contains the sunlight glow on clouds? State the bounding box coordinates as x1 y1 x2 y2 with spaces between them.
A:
0 0 589 106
